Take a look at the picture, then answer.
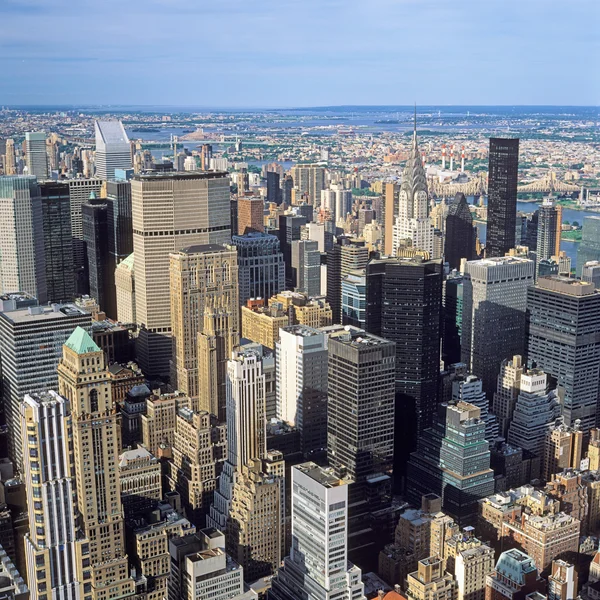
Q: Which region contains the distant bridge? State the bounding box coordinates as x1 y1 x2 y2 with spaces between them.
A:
517 171 580 194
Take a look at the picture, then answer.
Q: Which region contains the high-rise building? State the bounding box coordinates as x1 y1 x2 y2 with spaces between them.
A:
276 326 328 457
442 272 464 367
237 195 264 235
485 549 544 600
366 257 443 470
291 239 321 296
492 355 525 438
39 181 74 302
167 407 227 525
3 138 17 175
267 170 281 205
507 369 560 463
406 556 457 600
67 179 103 292
0 298 91 468
25 132 48 179
526 275 600 431
169 244 239 401
486 138 519 258
94 120 132 181
383 182 400 256
582 260 600 288
168 529 244 600
536 198 562 267
0 176 47 302
543 421 583 481
232 232 285 305
406 402 495 524
118 446 162 517
105 179 133 267
548 560 577 600
461 256 534 398
445 193 476 270
209 348 269 531
290 165 325 206
279 213 307 288
21 391 80 600
327 327 396 563
281 174 293 206
577 217 600 276
269 462 367 600
341 269 366 328
392 120 434 257
57 328 135 600
115 253 136 324
455 545 495 600
82 198 114 315
327 236 369 323
241 300 290 350
451 374 499 444
131 171 231 377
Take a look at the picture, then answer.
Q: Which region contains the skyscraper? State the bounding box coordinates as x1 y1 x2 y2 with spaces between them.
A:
57 328 135 599
237 195 264 235
0 176 47 302
392 117 434 257
267 170 281 205
0 298 91 469
366 256 443 470
445 193 476 270
279 213 307 289
67 178 103 293
327 327 396 563
25 132 48 179
21 391 81 600
131 171 230 377
461 256 534 398
383 182 400 256
276 325 328 456
442 272 464 367
576 217 600 276
82 198 113 315
536 198 562 266
406 402 495 524
39 181 74 302
290 164 325 206
231 232 285 305
326 236 369 324
170 244 239 399
291 239 321 297
486 138 519 258
269 462 367 600
3 138 17 175
94 120 132 180
492 355 525 438
526 275 600 431
115 253 135 324
341 269 367 328
105 179 133 265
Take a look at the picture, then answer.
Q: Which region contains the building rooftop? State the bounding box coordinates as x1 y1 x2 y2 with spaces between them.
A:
537 275 596 296
65 326 101 354
295 462 350 488
133 170 227 181
0 303 88 325
177 244 230 255
495 549 537 584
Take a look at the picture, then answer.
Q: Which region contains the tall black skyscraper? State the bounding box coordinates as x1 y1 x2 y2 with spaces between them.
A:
40 182 75 302
444 193 475 270
366 257 443 477
281 174 293 206
266 171 281 205
105 179 133 264
82 199 114 316
486 138 519 258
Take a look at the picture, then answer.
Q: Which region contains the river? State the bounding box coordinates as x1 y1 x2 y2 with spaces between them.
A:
473 199 599 269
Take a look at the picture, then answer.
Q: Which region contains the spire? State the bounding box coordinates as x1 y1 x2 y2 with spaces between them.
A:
413 103 417 146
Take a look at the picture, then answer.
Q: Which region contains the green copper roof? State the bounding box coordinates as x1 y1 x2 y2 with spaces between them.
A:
64 326 100 354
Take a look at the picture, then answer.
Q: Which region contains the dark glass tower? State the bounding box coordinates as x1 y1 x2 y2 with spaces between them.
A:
82 199 113 315
326 236 369 324
442 272 464 367
444 193 475 270
278 213 307 289
526 275 600 432
486 138 519 258
40 182 75 302
366 257 443 476
105 180 133 263
576 217 600 276
266 171 281 205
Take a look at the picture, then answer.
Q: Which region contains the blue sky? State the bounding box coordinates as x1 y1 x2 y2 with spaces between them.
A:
0 0 598 107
